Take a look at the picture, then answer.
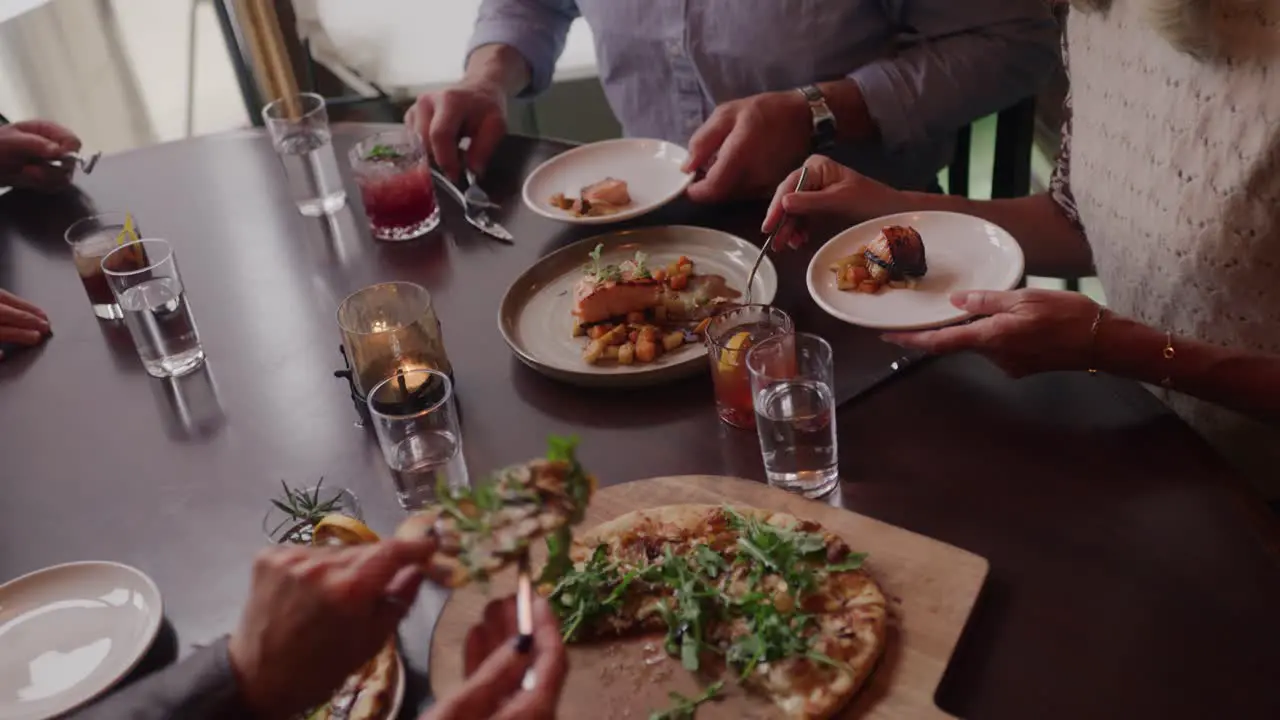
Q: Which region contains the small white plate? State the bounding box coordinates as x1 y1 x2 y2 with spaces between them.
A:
521 138 694 225
500 225 777 387
807 211 1025 331
0 562 163 720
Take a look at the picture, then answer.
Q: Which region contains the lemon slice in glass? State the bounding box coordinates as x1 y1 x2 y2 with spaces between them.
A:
313 514 380 546
718 330 753 372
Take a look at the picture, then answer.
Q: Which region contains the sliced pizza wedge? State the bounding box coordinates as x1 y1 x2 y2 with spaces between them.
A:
396 436 596 587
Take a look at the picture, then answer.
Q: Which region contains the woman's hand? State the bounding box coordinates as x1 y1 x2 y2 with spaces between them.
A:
425 595 568 720
0 289 51 359
227 538 436 720
883 289 1102 377
761 154 899 250
0 121 82 191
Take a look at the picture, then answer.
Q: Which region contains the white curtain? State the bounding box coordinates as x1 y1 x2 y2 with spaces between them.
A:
0 0 153 153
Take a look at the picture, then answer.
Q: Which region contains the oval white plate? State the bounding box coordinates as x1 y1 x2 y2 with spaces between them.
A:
0 562 163 720
521 138 694 225
807 211 1025 331
500 226 777 388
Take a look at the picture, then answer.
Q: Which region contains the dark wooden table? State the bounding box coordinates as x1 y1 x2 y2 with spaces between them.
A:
2 126 1279 720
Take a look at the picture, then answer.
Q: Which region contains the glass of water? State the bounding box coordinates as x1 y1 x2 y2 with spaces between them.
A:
262 92 347 217
367 368 469 510
102 239 205 379
746 332 838 499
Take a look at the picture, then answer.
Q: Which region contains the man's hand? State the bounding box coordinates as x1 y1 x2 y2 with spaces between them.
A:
227 538 436 720
682 90 812 204
425 596 568 720
405 80 508 181
0 289 51 359
0 120 82 191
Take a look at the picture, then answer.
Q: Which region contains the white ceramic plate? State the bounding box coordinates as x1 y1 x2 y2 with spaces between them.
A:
387 653 405 720
807 211 1025 331
521 138 694 225
0 562 163 720
499 225 777 387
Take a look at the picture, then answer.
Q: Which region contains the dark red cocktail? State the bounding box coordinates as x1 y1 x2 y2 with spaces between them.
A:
350 129 441 241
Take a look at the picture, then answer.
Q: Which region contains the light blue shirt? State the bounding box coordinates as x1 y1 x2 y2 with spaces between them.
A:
469 0 1059 190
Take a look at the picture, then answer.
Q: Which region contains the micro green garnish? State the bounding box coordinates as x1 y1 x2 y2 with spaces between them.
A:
364 143 402 161
584 243 622 283
548 544 641 641
647 681 723 720
624 250 652 280
539 435 592 585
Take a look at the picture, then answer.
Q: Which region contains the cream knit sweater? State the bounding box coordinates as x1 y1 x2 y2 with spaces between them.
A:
1062 2 1280 496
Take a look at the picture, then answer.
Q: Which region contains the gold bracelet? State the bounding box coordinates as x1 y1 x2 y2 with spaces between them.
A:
1160 331 1176 388
1087 306 1106 375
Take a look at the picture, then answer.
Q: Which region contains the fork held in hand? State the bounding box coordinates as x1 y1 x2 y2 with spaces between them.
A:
746 166 809 304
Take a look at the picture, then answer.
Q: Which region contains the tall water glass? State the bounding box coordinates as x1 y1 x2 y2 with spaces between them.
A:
367 369 469 509
65 212 143 320
102 239 205 378
747 333 838 498
262 92 347 217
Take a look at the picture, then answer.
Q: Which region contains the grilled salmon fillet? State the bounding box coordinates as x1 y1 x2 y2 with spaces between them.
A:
573 277 662 324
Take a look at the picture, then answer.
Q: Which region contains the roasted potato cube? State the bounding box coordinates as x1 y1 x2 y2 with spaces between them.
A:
583 339 606 364
618 342 635 365
571 318 585 337
636 339 657 363
662 331 684 352
587 323 611 340
669 273 689 291
603 344 621 360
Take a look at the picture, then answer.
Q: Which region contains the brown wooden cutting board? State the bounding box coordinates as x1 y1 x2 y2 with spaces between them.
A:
428 475 988 719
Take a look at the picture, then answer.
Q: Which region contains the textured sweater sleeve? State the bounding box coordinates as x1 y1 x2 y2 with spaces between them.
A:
67 638 257 720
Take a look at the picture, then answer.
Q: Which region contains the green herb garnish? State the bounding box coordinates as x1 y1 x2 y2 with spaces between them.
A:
268 478 346 544
648 681 723 720
584 243 622 283
364 144 402 161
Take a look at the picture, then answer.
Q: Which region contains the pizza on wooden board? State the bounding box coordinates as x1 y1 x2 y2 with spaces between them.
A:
543 504 888 720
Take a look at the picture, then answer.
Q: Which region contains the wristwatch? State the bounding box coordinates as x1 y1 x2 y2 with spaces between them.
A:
796 84 837 153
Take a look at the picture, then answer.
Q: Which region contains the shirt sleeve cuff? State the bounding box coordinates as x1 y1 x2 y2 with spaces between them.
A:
467 24 558 99
848 62 924 153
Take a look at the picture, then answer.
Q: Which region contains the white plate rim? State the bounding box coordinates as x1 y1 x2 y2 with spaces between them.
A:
497 225 777 388
520 138 695 225
0 560 164 720
805 210 1025 331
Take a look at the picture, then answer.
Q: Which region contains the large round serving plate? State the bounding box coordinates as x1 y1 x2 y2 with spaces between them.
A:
807 211 1024 330
0 562 163 720
499 226 777 388
521 138 694 225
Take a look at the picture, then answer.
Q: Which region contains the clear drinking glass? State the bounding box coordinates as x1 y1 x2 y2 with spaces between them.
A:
367 369 469 509
747 332 839 498
102 239 205 378
704 304 793 429
262 92 347 217
349 128 440 241
64 212 144 320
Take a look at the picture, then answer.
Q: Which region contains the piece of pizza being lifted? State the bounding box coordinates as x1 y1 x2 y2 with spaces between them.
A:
395 436 596 587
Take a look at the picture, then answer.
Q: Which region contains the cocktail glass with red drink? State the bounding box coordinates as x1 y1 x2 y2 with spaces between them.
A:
350 129 440 241
704 304 794 429
64 212 146 320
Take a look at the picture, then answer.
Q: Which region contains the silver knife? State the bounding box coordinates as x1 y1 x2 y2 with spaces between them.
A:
835 352 930 408
430 167 514 243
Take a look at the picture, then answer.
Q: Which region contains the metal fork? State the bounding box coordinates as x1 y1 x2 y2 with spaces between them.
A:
430 167 514 243
47 151 102 174
746 166 808 304
464 168 501 211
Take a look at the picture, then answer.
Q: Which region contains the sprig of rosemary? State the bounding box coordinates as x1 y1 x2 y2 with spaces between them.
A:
268 478 346 544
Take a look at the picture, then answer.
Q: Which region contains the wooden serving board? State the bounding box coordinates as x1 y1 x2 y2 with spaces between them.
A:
428 476 988 719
